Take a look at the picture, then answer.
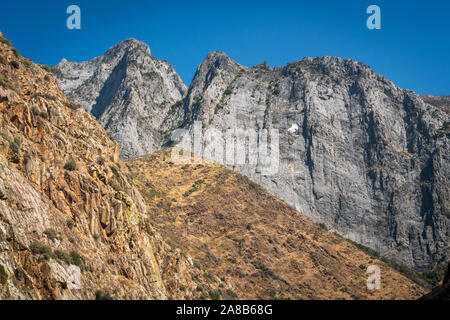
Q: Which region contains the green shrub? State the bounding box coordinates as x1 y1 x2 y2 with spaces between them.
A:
9 137 21 156
0 75 16 91
14 267 24 281
29 241 53 257
209 290 221 300
224 87 233 95
64 161 77 171
226 289 238 299
273 87 280 95
54 249 72 264
66 219 76 229
69 251 84 269
65 102 81 110
318 223 328 231
40 64 51 73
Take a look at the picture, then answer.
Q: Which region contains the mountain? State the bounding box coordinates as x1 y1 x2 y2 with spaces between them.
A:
125 149 426 299
176 53 450 272
0 32 214 299
51 39 186 159
421 95 450 114
52 41 449 272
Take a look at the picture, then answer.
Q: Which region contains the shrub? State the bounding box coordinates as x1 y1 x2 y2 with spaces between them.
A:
224 87 233 95
65 102 81 110
40 64 51 72
0 37 12 46
209 290 221 300
95 290 113 300
64 161 77 171
14 267 24 281
54 249 72 264
29 241 53 257
69 251 84 269
0 75 16 91
10 61 19 69
43 228 60 241
66 219 75 229
8 137 21 156
226 289 238 299
318 223 328 231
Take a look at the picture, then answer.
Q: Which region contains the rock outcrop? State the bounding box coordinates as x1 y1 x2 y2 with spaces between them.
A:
52 39 187 159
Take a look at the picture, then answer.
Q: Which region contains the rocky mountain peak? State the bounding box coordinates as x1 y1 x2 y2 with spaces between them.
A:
52 38 187 159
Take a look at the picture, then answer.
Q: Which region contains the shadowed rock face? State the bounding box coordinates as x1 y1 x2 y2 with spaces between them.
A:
54 41 449 271
52 39 187 159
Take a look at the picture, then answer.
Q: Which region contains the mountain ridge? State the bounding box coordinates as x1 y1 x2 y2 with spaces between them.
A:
51 38 449 272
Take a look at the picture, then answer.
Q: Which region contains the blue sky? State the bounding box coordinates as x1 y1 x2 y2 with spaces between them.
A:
1 0 449 95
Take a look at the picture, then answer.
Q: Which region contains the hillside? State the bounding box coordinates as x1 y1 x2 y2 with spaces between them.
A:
126 150 426 299
54 42 450 272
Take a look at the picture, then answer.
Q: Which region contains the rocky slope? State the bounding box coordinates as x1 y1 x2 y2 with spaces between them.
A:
53 40 449 272
0 32 212 300
178 53 449 272
126 149 426 300
0 31 435 300
52 39 186 159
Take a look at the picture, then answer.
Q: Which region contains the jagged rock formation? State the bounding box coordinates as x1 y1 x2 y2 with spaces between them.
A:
126 149 426 300
0 33 211 299
53 40 449 271
180 53 449 271
52 39 186 159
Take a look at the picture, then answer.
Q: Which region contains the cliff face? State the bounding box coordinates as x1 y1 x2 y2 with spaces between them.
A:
52 40 449 271
181 53 449 271
52 39 187 159
0 34 205 300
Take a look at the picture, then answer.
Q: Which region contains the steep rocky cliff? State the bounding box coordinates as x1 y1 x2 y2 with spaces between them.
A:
180 53 449 271
0 33 208 300
52 39 186 159
52 40 449 272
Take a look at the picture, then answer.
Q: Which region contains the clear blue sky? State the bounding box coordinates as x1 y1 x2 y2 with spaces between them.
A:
1 0 449 95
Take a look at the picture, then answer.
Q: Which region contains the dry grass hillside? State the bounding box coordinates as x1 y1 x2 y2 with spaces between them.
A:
126 150 427 300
